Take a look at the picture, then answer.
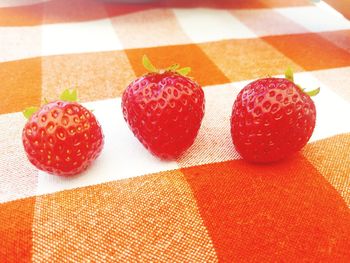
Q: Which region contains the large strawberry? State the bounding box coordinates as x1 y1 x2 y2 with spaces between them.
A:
122 55 205 159
22 90 104 176
231 69 319 163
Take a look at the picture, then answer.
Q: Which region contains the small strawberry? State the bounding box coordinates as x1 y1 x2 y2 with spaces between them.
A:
231 69 319 163
122 55 205 159
22 90 104 176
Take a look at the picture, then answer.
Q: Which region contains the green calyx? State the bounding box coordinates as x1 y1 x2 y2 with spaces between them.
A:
142 55 191 77
23 89 78 119
23 106 39 119
284 67 320 97
59 89 78 102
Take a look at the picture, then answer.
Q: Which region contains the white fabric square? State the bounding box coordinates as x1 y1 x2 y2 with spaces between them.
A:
0 26 41 63
179 83 243 167
275 6 350 33
0 0 49 7
41 18 123 57
292 72 350 143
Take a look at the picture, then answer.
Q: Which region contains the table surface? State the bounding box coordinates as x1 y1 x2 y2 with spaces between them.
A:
1 0 350 262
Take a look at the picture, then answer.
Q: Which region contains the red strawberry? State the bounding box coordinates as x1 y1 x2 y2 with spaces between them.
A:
22 90 104 176
231 69 319 163
122 55 205 159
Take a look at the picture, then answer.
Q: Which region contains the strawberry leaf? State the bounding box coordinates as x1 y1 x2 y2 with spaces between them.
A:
285 67 294 82
294 76 320 97
23 106 39 119
177 67 191 76
142 55 157 73
282 67 319 97
60 89 78 102
304 87 320 97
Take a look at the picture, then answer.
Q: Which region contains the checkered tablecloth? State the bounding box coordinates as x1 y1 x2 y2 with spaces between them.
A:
1 0 350 262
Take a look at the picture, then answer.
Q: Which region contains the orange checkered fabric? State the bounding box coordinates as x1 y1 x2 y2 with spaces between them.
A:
0 0 350 262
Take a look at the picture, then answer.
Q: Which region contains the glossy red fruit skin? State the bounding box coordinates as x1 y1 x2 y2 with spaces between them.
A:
122 71 205 159
22 101 104 176
231 78 316 163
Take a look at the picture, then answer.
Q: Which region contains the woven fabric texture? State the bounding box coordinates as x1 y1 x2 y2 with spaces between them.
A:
0 0 350 262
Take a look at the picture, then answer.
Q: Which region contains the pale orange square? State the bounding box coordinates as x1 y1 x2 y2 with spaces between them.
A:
42 51 135 102
0 4 43 26
125 44 230 87
259 0 312 7
231 9 308 36
199 39 302 82
163 0 265 9
324 0 350 19
111 9 190 49
43 0 108 24
0 58 41 114
32 171 217 261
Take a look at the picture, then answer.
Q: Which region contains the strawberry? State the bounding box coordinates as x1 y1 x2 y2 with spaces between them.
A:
231 69 319 163
122 55 205 159
22 90 104 176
